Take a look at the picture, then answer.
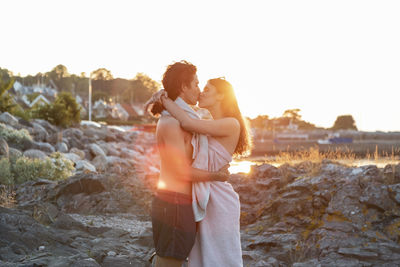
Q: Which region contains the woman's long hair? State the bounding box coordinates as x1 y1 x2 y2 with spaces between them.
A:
208 78 252 157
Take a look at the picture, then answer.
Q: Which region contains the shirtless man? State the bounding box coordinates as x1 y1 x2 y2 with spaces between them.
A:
148 61 229 267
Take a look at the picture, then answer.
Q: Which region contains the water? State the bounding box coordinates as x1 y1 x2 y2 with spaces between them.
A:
229 157 400 174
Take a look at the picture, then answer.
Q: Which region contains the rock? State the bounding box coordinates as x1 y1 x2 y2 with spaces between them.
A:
54 174 105 197
89 143 106 157
23 149 47 160
33 119 59 134
18 118 33 128
9 147 23 161
359 183 397 212
97 142 109 155
32 202 60 225
75 160 97 173
359 165 384 187
0 112 19 127
383 164 400 184
0 137 9 158
102 255 145 267
92 155 108 172
70 147 85 159
31 141 55 153
106 145 121 157
63 152 81 164
388 184 400 204
31 122 49 142
107 251 117 256
293 259 321 267
83 127 108 141
56 142 68 153
337 247 379 259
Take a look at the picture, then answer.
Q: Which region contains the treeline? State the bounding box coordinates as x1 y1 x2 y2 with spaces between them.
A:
249 109 358 131
0 64 160 104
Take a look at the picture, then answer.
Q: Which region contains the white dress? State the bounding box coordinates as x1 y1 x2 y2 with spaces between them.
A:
188 137 243 267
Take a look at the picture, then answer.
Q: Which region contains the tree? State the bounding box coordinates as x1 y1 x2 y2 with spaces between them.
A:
46 64 72 91
91 68 113 80
283 108 301 121
332 115 357 130
0 74 16 112
0 68 13 81
129 73 160 103
249 115 269 128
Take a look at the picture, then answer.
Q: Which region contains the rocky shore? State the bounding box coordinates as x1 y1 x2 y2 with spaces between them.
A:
1 111 400 266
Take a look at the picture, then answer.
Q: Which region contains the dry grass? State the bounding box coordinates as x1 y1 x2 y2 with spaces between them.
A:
265 146 356 164
0 185 16 208
264 145 400 167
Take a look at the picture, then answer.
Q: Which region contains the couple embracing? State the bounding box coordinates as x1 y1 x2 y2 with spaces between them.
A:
146 61 252 267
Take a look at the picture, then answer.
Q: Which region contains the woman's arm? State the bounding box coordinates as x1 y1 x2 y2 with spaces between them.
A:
161 95 239 137
159 117 230 183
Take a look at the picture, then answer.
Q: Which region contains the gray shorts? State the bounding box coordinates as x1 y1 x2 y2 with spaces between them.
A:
151 189 196 260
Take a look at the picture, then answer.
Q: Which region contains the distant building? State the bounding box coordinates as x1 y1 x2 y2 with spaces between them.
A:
110 103 129 121
29 95 50 108
92 100 109 118
131 103 145 116
120 103 139 119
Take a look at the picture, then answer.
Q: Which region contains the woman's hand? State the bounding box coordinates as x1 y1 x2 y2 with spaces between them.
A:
144 89 168 113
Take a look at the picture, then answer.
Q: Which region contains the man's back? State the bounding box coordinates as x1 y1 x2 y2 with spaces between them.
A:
156 115 193 195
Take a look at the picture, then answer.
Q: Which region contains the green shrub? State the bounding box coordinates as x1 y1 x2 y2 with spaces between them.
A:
0 123 32 149
13 157 45 184
47 152 75 180
0 158 14 185
9 105 31 121
12 152 74 184
32 92 81 128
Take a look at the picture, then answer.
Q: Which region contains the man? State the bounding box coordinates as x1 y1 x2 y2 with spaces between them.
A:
148 61 229 267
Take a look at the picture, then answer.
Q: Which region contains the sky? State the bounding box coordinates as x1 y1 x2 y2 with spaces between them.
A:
1 0 399 132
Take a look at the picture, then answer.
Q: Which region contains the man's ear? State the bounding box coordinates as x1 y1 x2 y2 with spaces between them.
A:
216 93 224 101
181 84 188 93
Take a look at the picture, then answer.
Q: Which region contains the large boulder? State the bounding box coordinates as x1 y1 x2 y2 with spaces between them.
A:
32 119 59 134
75 160 97 173
31 141 55 153
63 152 81 164
23 149 47 160
56 142 68 153
70 147 85 159
89 144 106 158
92 155 108 172
0 112 19 127
30 122 49 142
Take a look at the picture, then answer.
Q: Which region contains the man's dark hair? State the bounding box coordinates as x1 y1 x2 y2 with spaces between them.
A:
151 60 197 115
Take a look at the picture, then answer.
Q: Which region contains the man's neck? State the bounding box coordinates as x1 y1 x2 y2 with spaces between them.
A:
178 95 191 105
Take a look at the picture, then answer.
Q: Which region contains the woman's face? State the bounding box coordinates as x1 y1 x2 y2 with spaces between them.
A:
198 82 221 109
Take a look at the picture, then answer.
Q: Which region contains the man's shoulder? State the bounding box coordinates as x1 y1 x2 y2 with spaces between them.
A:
158 116 181 131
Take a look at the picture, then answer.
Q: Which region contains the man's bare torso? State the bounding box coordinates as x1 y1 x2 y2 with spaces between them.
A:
156 116 193 195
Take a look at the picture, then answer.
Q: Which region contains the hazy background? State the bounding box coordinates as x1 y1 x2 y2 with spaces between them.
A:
1 0 399 131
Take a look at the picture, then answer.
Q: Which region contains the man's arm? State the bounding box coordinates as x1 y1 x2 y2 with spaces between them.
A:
159 118 229 182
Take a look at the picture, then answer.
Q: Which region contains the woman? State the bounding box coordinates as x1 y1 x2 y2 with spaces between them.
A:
152 77 252 267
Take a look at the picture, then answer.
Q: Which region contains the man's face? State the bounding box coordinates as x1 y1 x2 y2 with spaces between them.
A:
181 74 200 105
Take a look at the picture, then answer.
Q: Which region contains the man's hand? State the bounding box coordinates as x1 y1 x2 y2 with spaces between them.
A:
213 164 230 182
